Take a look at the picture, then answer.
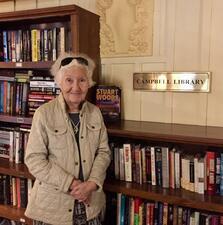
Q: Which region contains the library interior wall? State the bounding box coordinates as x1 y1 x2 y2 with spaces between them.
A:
1 0 223 127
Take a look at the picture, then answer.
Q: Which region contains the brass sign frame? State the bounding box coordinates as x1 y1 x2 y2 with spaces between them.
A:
133 72 211 92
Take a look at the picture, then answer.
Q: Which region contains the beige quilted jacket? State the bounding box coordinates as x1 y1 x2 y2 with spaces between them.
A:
25 94 111 225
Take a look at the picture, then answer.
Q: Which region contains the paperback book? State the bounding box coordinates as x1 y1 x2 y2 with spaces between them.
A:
96 85 121 122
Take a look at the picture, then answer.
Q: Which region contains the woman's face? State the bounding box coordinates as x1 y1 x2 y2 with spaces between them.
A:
59 65 89 111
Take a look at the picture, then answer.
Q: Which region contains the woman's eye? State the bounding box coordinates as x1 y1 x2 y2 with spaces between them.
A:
80 78 87 82
66 78 72 83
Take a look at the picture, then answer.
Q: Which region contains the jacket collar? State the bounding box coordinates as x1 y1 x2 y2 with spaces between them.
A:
57 93 88 116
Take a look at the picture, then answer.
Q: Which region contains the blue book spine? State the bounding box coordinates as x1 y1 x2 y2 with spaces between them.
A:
220 153 223 196
158 202 163 225
215 152 221 194
3 31 8 62
120 194 126 225
0 81 3 112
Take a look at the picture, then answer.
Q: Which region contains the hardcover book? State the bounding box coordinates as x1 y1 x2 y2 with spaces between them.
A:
96 85 121 122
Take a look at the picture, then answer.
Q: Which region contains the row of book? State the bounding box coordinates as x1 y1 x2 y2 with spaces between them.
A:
0 27 69 62
0 174 33 209
0 127 30 164
109 143 223 196
0 73 59 116
106 192 223 225
0 218 26 225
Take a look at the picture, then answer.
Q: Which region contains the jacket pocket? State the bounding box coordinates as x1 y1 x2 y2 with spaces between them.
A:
35 182 61 212
46 125 68 150
86 123 101 151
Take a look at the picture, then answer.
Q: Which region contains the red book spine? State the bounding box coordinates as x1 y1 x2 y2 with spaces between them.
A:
16 177 21 208
206 151 216 195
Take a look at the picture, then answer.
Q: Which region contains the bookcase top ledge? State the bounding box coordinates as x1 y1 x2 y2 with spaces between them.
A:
0 4 99 22
106 120 223 147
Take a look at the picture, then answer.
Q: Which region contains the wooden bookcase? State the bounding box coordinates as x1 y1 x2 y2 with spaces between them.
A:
104 120 223 224
0 4 99 224
1 119 223 223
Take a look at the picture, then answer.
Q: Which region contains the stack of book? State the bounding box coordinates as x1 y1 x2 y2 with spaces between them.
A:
28 75 60 116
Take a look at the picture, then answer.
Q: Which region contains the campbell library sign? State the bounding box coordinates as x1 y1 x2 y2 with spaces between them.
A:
133 72 211 92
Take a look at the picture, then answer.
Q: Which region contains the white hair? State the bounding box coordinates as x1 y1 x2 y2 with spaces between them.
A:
50 52 96 87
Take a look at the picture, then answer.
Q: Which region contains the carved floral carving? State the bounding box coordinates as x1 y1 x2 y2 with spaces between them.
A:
96 0 154 57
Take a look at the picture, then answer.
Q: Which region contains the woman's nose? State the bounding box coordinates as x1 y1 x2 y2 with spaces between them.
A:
72 80 81 90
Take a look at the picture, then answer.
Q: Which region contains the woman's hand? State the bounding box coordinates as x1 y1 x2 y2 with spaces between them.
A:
69 181 97 203
68 178 82 192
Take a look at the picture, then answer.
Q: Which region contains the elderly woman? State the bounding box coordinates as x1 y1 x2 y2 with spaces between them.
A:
25 53 111 225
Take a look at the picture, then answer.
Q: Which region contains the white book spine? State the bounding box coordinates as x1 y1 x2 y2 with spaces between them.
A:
151 147 156 185
15 131 20 164
9 131 14 162
162 147 169 188
194 211 200 225
170 149 175 189
194 156 199 193
60 27 65 53
174 151 180 188
198 159 205 194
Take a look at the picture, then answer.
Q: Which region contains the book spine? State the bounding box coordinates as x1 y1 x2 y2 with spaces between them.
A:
206 151 215 195
60 27 65 53
155 147 162 187
141 147 147 183
117 193 121 225
220 153 223 196
151 147 156 186
162 202 168 225
123 144 132 182
0 31 4 61
16 177 21 208
20 178 28 208
135 146 142 184
7 31 12 62
11 30 16 62
120 194 126 225
119 148 125 181
162 147 169 188
36 29 41 61
198 157 206 194
31 29 38 62
169 149 175 189
134 197 141 225
145 147 151 184
3 31 8 62
215 152 221 194
52 27 57 60
43 29 48 61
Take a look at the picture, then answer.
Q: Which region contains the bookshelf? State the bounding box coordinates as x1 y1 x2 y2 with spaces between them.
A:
104 179 223 213
0 205 32 225
0 4 100 224
104 120 223 224
1 117 223 223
